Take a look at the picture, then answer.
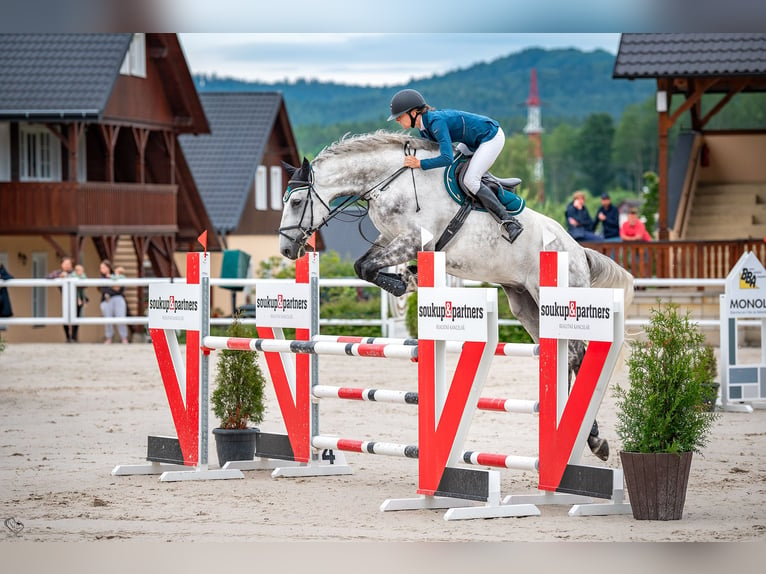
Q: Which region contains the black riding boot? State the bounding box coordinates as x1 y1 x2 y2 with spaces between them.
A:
474 184 524 243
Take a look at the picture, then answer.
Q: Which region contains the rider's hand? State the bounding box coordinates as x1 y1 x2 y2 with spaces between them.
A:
404 156 420 169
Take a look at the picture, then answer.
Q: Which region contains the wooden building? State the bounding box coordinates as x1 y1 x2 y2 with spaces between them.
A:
0 33 220 342
613 33 766 242
178 91 309 315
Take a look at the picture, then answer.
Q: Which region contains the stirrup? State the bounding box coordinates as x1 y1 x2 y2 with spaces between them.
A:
501 220 523 244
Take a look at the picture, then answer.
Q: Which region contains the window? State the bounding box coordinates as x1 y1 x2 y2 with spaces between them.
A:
120 33 146 78
0 122 10 181
31 252 47 318
270 165 283 210
19 124 61 181
254 165 267 210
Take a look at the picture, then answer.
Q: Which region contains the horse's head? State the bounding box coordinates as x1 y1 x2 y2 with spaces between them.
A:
278 157 321 260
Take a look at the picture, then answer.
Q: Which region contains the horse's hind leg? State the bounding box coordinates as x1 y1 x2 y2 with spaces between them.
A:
568 339 609 461
503 286 609 462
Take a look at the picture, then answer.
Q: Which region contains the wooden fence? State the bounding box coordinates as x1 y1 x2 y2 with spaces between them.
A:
583 239 766 279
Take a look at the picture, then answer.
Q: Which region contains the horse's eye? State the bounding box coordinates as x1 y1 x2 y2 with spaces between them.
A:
290 197 302 208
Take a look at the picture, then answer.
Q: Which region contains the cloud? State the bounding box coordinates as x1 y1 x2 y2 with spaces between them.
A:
180 33 621 86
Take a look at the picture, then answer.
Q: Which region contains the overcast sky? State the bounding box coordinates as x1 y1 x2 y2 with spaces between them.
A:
178 33 622 87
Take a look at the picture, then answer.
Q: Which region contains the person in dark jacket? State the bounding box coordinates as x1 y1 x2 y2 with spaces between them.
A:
0 263 13 319
594 192 620 240
387 88 523 243
565 190 601 242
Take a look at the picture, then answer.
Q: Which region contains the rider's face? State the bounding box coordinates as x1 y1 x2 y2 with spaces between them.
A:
395 113 410 129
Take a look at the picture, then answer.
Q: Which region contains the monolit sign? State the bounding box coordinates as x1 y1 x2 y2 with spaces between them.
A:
724 251 766 318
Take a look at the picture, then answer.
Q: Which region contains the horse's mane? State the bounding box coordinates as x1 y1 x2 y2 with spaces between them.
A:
314 130 438 165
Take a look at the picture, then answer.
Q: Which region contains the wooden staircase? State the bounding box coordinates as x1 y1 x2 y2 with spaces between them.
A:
113 236 140 318
684 182 766 240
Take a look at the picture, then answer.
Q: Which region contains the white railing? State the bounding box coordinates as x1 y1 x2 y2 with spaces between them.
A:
0 275 750 334
0 276 396 334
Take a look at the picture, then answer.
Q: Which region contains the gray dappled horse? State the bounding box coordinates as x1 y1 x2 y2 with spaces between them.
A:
278 131 634 460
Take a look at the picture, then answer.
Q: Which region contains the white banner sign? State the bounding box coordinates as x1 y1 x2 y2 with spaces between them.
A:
148 283 202 331
255 281 312 329
539 287 615 342
724 251 766 318
417 287 491 342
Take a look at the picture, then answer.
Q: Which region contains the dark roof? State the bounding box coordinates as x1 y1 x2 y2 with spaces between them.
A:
179 92 283 233
0 33 132 119
614 33 766 79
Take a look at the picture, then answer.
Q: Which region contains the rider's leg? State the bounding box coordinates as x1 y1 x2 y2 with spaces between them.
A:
463 128 523 244
474 184 524 244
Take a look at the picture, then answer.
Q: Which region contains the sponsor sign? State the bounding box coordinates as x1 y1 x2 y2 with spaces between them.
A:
417 287 490 342
148 283 202 331
255 280 312 329
724 252 766 318
539 287 614 342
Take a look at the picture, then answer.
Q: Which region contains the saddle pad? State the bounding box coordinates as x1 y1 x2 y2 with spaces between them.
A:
443 156 525 217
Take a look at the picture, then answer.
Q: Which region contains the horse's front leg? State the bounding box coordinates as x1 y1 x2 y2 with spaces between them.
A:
354 233 419 297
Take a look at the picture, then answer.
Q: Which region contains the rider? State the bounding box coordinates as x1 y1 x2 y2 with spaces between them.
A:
387 89 523 244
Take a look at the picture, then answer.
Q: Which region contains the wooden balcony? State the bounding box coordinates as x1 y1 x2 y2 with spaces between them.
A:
583 239 766 279
0 181 178 234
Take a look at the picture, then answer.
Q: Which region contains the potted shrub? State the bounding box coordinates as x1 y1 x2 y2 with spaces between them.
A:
614 301 719 520
211 317 267 466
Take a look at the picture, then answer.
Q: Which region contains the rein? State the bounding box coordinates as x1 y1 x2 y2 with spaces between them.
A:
279 142 419 246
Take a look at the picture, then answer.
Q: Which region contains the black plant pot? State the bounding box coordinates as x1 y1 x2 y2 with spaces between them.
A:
620 451 693 520
212 427 259 467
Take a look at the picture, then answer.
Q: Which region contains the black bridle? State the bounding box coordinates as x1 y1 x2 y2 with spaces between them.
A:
278 143 418 249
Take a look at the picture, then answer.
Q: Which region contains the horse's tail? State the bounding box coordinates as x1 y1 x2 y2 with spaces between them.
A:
584 247 635 311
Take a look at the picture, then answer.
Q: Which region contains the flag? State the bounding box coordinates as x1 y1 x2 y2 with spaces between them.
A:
197 230 208 253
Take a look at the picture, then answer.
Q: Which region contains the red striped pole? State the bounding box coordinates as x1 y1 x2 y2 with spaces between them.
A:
312 436 538 471
313 335 538 357
312 385 538 413
203 336 418 361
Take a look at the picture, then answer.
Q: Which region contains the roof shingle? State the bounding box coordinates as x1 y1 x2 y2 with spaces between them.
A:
614 33 766 79
0 34 132 118
179 92 283 233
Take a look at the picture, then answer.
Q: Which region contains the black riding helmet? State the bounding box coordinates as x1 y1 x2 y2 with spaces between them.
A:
387 89 427 122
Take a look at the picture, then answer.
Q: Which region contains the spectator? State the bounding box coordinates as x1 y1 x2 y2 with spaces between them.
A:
68 264 89 343
565 190 602 242
620 207 653 241
47 256 77 342
595 192 620 240
99 259 129 344
0 263 13 320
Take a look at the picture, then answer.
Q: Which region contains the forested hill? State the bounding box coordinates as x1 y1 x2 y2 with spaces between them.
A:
193 47 654 128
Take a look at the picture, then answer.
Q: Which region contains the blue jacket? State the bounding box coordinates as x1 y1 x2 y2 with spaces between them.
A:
595 204 620 239
565 202 595 239
418 109 500 171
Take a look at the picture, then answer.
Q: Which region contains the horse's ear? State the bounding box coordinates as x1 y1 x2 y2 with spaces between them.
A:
295 157 311 181
281 161 298 178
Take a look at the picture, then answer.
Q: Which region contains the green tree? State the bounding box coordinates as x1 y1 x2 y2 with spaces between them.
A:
576 113 615 197
542 123 581 204
612 99 658 192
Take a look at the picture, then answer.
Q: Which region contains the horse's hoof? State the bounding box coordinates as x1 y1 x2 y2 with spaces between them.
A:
587 435 609 461
376 273 408 297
